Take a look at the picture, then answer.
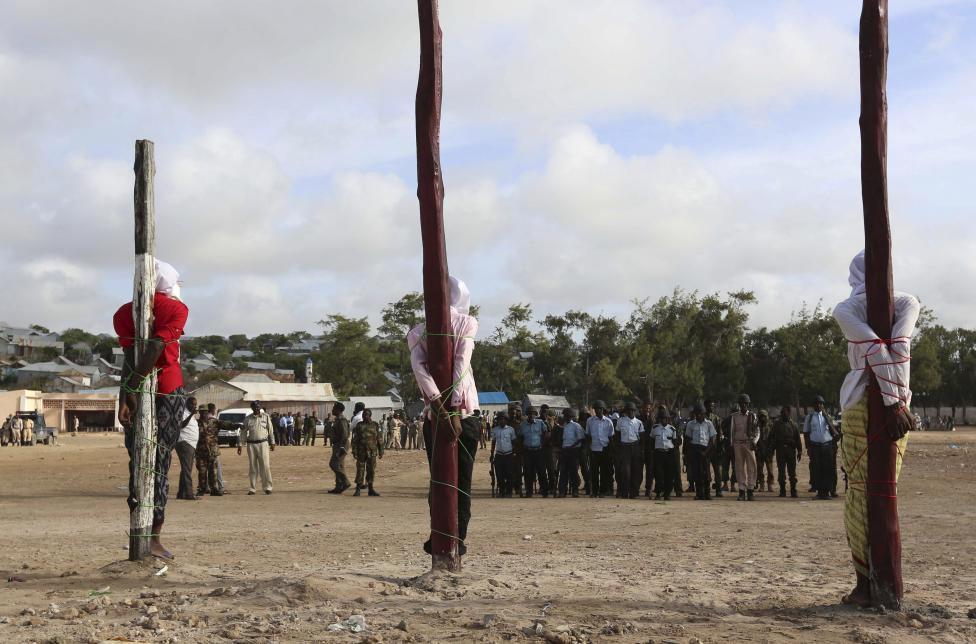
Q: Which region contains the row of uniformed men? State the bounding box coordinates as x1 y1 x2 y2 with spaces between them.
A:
487 394 839 501
1 414 35 446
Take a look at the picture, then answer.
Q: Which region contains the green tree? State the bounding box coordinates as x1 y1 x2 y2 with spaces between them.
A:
378 292 425 403
471 304 542 401
313 315 387 398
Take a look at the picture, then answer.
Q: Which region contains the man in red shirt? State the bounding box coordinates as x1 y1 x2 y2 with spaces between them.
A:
113 260 189 560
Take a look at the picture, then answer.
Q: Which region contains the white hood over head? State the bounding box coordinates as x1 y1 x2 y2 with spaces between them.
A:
155 259 180 298
848 251 866 298
449 276 470 315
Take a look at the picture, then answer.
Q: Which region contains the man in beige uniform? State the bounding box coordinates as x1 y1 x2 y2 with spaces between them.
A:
22 417 34 445
237 401 275 495
730 393 760 501
11 416 23 446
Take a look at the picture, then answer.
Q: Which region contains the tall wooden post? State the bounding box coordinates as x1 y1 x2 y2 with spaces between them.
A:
415 0 460 572
858 0 902 608
129 140 158 561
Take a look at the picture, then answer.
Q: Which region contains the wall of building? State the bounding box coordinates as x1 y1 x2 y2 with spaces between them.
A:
0 389 43 421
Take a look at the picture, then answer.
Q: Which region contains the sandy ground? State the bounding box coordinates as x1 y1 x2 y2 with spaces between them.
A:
1 429 974 644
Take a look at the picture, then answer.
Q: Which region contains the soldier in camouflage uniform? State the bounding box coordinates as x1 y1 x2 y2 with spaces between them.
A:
327 403 352 494
769 405 803 497
754 409 775 492
196 406 241 496
352 409 384 496
703 400 726 497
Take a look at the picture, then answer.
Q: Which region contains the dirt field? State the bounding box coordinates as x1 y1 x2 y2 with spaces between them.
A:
1 429 974 644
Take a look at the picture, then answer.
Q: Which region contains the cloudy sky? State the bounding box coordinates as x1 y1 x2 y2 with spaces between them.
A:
1 1 973 338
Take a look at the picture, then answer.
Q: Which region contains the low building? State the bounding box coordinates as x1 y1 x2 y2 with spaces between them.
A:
191 378 338 418
15 357 102 388
523 394 572 413
277 338 323 355
0 326 64 360
478 391 511 415
340 395 403 420
42 391 120 432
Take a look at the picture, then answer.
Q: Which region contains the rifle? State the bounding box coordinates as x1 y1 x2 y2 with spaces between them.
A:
489 453 497 498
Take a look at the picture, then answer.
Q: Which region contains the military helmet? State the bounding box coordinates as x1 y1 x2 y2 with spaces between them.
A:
692 402 705 414
623 401 637 411
593 400 607 409
814 395 826 404
758 409 769 417
737 393 751 404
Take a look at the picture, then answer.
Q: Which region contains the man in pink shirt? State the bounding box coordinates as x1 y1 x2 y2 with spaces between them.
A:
407 276 480 556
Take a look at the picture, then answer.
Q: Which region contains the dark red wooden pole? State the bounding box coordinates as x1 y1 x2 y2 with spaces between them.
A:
415 0 460 572
859 0 902 608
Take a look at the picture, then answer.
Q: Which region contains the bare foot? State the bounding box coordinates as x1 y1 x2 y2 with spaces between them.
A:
841 585 872 607
150 539 174 560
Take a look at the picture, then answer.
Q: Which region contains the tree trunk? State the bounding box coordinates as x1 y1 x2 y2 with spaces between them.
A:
130 140 158 561
859 0 902 609
415 0 459 572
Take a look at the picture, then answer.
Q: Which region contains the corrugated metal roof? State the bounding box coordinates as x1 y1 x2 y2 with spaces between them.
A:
343 395 402 409
524 394 572 410
229 374 275 383
198 380 337 402
238 382 336 402
478 391 510 405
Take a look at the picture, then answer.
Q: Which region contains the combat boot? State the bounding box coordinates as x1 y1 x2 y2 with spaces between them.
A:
368 487 380 497
747 489 754 501
790 485 798 498
737 490 746 501
778 484 786 498
353 485 362 497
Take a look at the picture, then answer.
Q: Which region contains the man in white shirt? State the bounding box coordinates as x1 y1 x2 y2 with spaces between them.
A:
803 395 839 500
613 402 645 499
490 412 517 498
585 400 614 498
175 396 200 501
649 408 677 500
557 408 585 498
684 403 717 500
350 403 365 433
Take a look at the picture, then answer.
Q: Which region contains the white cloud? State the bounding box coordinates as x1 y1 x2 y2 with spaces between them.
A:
0 1 973 339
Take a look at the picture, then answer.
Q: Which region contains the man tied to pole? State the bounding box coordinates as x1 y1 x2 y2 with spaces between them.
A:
407 276 480 556
114 259 188 560
833 250 919 607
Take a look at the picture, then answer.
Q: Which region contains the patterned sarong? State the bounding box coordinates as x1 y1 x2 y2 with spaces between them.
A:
841 396 908 577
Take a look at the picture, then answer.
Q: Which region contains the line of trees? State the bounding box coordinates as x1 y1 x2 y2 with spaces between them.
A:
302 289 973 416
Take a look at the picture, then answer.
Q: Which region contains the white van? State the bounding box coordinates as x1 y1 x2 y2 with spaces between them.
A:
216 408 250 446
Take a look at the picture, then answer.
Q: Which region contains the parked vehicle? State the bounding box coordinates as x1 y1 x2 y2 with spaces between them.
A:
14 411 56 445
216 408 249 446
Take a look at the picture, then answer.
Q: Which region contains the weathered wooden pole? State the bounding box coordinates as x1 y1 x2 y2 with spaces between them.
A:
415 0 460 572
129 139 158 561
858 0 902 608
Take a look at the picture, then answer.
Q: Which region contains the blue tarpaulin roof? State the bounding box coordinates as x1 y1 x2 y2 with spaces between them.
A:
478 391 510 405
